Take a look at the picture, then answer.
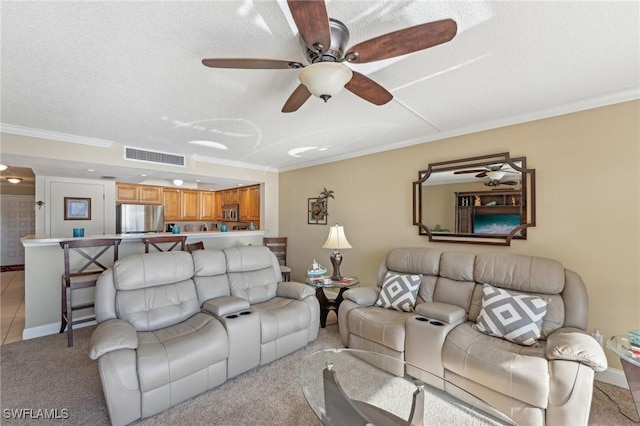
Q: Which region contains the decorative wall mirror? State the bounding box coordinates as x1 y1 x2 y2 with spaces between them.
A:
413 152 536 246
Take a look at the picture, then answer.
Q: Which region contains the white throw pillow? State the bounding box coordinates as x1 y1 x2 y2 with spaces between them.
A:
375 272 422 312
473 284 549 346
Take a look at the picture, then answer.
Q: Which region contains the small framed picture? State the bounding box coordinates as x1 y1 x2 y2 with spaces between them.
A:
308 198 328 225
64 197 91 220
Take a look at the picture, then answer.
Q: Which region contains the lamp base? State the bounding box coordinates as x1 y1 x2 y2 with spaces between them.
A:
329 251 344 281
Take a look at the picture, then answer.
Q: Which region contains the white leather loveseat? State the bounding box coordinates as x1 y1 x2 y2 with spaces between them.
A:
338 248 607 425
88 245 319 426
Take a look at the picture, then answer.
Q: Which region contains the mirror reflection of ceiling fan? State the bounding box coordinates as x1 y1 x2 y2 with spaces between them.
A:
202 0 457 112
454 164 520 186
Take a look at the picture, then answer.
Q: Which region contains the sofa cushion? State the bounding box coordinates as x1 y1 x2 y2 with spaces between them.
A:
116 279 201 331
474 253 565 294
251 297 312 344
380 248 441 286
375 272 421 312
114 252 194 290
136 313 228 392
473 284 549 346
224 246 279 304
443 322 549 408
346 306 410 352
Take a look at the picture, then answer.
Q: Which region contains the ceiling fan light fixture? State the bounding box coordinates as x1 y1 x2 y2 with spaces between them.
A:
6 177 22 184
486 171 506 180
298 62 353 102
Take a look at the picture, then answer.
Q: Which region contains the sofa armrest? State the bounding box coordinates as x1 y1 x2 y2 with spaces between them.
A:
277 281 315 300
343 287 380 306
89 319 138 360
546 327 608 372
414 302 467 325
202 295 250 316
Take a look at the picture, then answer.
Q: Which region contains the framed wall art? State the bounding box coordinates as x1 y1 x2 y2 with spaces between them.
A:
64 197 91 220
308 198 328 225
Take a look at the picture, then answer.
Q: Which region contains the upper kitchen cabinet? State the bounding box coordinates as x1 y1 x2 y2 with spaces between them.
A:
240 185 260 222
116 183 164 204
200 191 217 221
181 190 200 221
214 192 223 221
222 188 240 205
163 188 181 221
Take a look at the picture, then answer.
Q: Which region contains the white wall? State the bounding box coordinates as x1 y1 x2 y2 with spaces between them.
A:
35 176 116 237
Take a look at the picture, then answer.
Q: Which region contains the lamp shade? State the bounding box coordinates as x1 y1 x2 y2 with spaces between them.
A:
322 224 352 250
299 62 353 100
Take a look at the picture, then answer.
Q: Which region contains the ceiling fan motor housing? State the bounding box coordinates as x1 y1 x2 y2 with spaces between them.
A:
302 18 350 64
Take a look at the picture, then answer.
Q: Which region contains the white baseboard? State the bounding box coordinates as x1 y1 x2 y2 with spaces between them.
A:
596 367 629 390
22 319 97 340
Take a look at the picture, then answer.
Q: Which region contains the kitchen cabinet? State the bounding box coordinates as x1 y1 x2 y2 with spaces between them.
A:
214 192 223 220
116 183 163 204
181 190 200 221
240 185 260 222
222 188 240 205
200 191 217 221
163 189 181 221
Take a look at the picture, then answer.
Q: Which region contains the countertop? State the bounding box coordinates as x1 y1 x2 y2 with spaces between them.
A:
21 230 266 247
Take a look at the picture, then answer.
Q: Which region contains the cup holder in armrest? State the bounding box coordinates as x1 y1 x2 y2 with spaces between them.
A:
414 317 444 326
226 314 239 319
240 311 252 316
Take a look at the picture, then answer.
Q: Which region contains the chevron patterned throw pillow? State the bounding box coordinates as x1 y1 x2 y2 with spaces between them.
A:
473 284 549 346
375 272 422 312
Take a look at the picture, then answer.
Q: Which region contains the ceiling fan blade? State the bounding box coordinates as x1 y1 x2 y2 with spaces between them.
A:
287 0 331 53
202 58 303 69
345 19 457 64
282 84 312 113
344 71 393 105
453 169 487 175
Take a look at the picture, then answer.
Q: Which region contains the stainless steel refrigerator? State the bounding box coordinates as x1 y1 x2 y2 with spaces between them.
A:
116 204 164 234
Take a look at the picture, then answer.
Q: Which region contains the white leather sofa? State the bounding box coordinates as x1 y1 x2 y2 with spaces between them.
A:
89 245 319 426
338 248 607 426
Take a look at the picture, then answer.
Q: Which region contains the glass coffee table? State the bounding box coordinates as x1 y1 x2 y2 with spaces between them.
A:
606 335 640 417
304 277 359 328
300 348 514 426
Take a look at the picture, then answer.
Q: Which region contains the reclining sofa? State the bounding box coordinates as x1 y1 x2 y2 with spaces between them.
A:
338 247 607 426
88 245 319 426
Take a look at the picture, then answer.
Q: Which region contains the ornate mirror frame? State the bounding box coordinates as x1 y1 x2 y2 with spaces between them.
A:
413 152 536 246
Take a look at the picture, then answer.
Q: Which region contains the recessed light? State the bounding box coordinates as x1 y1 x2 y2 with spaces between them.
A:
173 179 184 186
188 140 228 150
140 174 147 177
0 164 8 171
87 169 96 172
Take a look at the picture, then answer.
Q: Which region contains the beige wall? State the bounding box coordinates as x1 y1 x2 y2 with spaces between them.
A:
280 100 640 368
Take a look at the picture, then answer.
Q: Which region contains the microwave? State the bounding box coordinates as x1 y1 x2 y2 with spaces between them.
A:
221 204 239 222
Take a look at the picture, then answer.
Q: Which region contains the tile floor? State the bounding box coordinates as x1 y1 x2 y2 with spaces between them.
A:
1 270 25 345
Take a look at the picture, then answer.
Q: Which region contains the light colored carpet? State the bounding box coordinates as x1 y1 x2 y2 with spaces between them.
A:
1 318 638 425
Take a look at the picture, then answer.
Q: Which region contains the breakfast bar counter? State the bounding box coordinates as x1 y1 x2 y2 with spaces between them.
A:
20 230 266 339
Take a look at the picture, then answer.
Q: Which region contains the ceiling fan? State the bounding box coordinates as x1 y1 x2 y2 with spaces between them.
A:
454 164 520 186
202 0 457 113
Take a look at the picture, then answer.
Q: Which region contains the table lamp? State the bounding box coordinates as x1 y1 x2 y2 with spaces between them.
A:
322 224 352 280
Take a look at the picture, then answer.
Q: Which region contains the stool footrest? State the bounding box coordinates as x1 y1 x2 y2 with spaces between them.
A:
71 303 94 311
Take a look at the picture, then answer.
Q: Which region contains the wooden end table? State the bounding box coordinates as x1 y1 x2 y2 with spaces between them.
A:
304 277 359 328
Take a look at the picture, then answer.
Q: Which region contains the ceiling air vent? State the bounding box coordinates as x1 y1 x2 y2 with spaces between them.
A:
124 146 185 167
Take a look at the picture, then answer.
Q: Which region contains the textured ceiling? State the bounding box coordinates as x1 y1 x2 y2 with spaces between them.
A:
1 1 639 185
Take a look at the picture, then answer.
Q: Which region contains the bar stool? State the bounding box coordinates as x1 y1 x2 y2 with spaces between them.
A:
263 237 291 281
186 241 205 253
141 235 187 253
59 238 121 347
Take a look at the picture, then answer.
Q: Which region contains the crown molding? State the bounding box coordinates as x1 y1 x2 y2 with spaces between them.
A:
0 124 115 148
192 154 278 173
